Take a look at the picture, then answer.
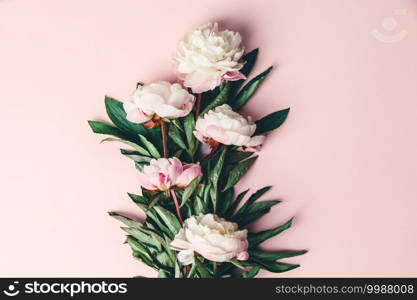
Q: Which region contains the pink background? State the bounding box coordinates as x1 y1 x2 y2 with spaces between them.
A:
1 0 417 277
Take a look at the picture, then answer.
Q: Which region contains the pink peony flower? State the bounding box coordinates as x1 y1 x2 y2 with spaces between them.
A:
137 157 201 192
194 104 265 151
170 214 249 265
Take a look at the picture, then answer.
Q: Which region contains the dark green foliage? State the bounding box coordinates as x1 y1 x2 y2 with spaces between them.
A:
89 52 303 278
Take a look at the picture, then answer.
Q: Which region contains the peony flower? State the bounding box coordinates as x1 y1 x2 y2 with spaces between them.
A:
137 157 201 192
174 22 246 93
123 81 195 126
194 104 265 151
170 214 249 265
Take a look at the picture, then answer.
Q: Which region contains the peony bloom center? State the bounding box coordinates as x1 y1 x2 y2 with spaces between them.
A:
137 157 202 192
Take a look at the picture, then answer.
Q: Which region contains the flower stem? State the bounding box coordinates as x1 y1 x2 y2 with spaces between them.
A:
161 120 168 158
170 189 183 224
212 261 217 277
195 94 202 117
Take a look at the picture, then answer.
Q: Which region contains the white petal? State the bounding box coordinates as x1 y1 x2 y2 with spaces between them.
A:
177 249 195 265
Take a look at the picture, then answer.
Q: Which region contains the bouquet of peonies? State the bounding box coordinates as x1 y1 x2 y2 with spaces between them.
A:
89 22 305 278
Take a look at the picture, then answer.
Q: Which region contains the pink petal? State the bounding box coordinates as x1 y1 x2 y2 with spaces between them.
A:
175 164 202 188
167 157 183 182
137 172 156 190
236 251 249 261
159 173 167 184
222 70 246 82
123 102 152 123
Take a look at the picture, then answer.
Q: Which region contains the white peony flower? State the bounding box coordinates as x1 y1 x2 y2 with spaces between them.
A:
174 22 246 93
193 104 265 151
170 214 249 265
123 81 195 124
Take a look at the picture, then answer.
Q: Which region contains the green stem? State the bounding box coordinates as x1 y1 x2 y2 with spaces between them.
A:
170 189 183 224
212 261 217 277
195 94 202 117
161 120 168 158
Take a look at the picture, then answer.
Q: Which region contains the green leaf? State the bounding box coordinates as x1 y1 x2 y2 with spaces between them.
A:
250 258 299 273
168 123 187 150
101 137 150 156
122 227 161 251
128 193 173 237
233 200 280 227
232 66 272 110
174 260 182 278
210 147 227 187
210 185 218 213
134 162 146 171
187 262 198 278
153 206 181 235
226 189 249 218
243 200 280 215
183 200 194 220
255 108 290 135
171 119 184 131
120 149 152 163
183 113 196 148
222 156 258 191
104 96 146 135
181 176 202 208
249 250 307 261
241 266 261 278
229 48 259 95
158 270 170 278
210 148 227 211
200 84 230 115
88 120 133 140
126 236 154 265
234 186 272 216
194 257 211 278
132 250 157 269
156 252 175 269
203 182 212 205
128 193 149 208
194 185 209 215
241 49 259 75
145 210 173 239
230 259 245 269
147 193 165 210
138 134 161 158
108 212 142 229
217 188 234 217
226 150 254 164
248 218 294 248
239 49 259 76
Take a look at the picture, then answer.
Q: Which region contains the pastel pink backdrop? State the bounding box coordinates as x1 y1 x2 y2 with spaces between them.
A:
1 0 416 277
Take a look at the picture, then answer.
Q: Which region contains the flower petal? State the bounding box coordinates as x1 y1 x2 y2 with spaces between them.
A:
175 164 202 188
177 249 195 265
